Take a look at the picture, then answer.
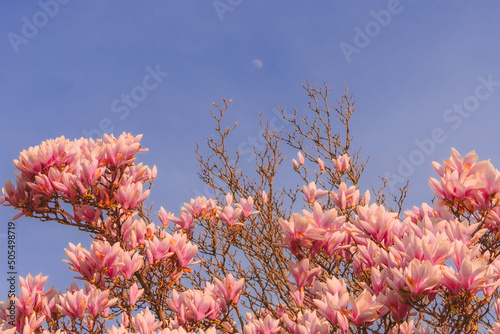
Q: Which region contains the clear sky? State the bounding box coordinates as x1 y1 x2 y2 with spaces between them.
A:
1 1 500 299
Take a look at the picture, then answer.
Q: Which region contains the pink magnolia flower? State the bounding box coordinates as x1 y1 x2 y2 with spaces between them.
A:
243 314 281 334
129 283 144 307
158 206 175 226
167 290 187 324
262 190 268 203
170 232 199 268
73 205 102 225
445 219 487 246
348 289 385 325
79 159 102 186
19 273 48 296
426 148 500 212
102 133 143 168
57 289 87 320
280 214 326 254
442 243 494 294
168 288 221 324
64 241 125 282
302 182 328 204
214 274 245 304
121 217 148 250
432 148 477 177
20 313 46 334
398 259 442 296
283 310 330 334
313 292 349 333
302 202 344 230
312 276 349 332
399 230 452 265
106 324 133 334
404 203 438 224
297 152 305 166
132 307 161 334
379 289 413 322
289 284 305 306
353 203 400 246
236 196 259 219
186 290 220 322
1 179 28 216
330 183 359 211
123 162 156 184
218 204 243 227
169 208 196 234
86 287 118 317
121 250 144 279
16 283 43 318
115 177 150 210
354 240 401 275
146 235 175 266
288 258 322 288
64 243 97 281
183 196 217 218
388 320 432 334
27 173 54 197
90 240 125 280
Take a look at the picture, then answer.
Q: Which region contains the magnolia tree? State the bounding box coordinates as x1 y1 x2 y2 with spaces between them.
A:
2 84 500 334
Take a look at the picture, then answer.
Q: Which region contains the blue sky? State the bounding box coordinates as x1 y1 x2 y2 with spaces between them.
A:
1 1 500 299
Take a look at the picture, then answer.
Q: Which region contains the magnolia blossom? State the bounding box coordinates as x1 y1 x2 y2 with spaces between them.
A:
243 313 281 334
183 196 217 218
297 151 305 166
280 213 325 254
302 182 328 204
330 182 359 211
289 258 322 288
348 289 385 325
332 154 350 173
317 157 325 173
283 310 330 334
214 274 245 304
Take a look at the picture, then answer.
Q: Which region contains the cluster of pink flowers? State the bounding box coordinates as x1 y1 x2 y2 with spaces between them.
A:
159 193 258 235
274 149 500 333
0 133 155 222
0 273 118 333
4 132 500 333
332 154 350 173
0 134 250 333
167 274 244 326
